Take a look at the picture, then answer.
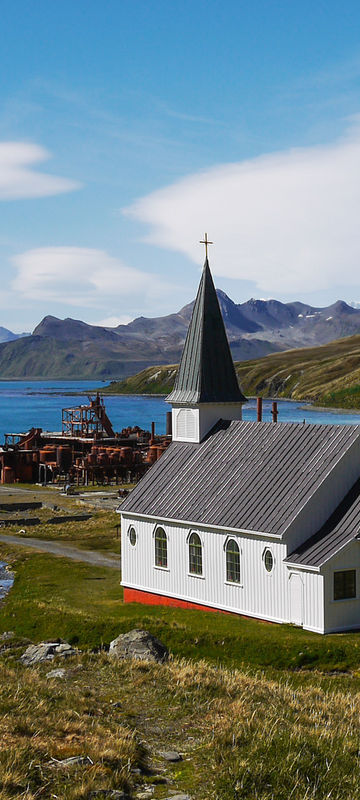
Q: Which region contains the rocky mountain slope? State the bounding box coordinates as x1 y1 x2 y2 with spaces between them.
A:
103 334 360 410
1 292 360 378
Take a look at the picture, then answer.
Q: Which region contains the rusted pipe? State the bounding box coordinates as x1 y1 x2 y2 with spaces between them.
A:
257 397 262 422
272 401 278 423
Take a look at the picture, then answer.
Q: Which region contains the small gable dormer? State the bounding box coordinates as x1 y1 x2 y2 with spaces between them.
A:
166 255 247 442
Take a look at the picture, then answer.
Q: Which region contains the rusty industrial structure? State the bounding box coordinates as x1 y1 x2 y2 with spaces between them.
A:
0 393 172 486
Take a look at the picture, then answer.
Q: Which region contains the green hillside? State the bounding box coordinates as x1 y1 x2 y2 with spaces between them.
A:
103 334 360 409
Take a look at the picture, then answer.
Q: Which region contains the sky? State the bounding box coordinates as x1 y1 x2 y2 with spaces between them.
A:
3 1 360 331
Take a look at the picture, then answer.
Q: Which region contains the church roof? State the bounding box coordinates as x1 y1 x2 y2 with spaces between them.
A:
121 419 360 536
286 477 360 568
166 259 246 405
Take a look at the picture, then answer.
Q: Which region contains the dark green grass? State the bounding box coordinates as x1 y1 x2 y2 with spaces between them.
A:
2 545 360 676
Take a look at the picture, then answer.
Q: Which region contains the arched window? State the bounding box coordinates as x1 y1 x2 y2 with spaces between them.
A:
226 539 240 583
189 532 202 575
155 527 167 568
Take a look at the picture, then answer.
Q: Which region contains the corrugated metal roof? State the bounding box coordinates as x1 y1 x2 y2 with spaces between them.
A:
285 478 360 567
121 420 360 536
166 259 246 405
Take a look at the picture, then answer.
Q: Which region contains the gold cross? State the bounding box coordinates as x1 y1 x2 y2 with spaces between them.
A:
200 232 213 260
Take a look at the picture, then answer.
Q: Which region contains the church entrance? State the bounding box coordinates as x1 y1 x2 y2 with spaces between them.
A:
289 572 304 626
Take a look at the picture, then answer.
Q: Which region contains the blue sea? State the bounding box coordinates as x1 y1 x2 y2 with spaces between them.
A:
0 380 359 441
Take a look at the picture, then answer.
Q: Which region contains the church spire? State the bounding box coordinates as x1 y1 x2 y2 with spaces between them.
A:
167 256 246 406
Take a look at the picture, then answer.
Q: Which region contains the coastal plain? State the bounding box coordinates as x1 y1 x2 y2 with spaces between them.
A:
1 487 360 797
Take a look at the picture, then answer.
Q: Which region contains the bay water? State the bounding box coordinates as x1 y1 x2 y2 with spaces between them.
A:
0 380 359 441
0 380 359 600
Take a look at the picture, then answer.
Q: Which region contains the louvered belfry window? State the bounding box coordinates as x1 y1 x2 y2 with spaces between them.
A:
189 532 202 575
155 527 167 568
226 539 240 583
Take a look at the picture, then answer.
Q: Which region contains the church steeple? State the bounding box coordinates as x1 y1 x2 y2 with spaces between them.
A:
167 258 246 405
167 246 247 443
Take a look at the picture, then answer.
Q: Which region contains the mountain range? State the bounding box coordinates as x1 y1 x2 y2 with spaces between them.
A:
1 292 360 378
0 327 28 343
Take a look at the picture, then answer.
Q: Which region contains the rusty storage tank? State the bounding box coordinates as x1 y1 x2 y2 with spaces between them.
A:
2 466 15 484
146 446 158 464
121 447 133 464
56 446 72 472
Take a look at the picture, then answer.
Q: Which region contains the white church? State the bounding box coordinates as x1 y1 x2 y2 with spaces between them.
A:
121 253 360 634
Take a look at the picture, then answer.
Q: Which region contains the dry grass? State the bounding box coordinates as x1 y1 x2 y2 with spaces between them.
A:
1 650 360 799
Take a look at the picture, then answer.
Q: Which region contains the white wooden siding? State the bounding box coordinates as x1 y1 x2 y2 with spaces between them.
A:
171 403 243 444
322 540 360 632
122 513 324 626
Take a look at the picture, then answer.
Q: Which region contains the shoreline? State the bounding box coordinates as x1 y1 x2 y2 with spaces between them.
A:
299 403 360 415
101 391 360 415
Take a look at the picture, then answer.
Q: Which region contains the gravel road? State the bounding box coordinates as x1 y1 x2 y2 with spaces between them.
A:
0 534 120 569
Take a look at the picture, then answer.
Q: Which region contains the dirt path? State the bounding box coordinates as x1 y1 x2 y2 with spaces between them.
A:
0 533 120 569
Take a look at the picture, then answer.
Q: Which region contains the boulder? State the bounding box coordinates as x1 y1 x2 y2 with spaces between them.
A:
46 668 67 679
160 751 182 762
109 629 168 663
21 641 78 665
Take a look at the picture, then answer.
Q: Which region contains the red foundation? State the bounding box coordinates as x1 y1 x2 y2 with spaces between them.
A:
123 587 231 614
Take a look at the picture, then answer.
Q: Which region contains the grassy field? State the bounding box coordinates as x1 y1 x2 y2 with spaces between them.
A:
3 542 360 674
0 484 121 553
103 334 360 409
3 545 360 797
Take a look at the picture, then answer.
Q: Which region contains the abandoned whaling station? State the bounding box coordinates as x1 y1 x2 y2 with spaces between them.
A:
0 393 172 486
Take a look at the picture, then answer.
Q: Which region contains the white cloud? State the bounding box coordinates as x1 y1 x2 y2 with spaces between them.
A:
95 315 133 327
11 247 169 306
125 121 360 295
0 142 80 199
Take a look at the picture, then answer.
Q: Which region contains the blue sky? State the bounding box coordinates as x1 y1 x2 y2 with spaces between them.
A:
3 0 360 331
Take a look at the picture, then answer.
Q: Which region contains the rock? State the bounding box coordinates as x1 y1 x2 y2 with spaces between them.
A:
135 789 154 800
49 755 93 767
0 631 15 640
46 668 66 679
88 792 129 799
21 640 78 665
109 629 168 663
164 795 190 800
160 751 182 762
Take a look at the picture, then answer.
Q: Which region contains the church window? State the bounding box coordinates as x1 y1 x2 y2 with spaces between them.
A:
155 527 167 568
189 532 202 575
128 526 136 546
264 548 273 573
334 570 356 601
226 539 240 583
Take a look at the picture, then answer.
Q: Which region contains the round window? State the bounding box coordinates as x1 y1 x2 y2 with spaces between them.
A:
264 549 273 572
129 526 137 546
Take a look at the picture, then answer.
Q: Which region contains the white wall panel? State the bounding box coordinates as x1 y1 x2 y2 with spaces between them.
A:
121 513 312 624
322 541 360 632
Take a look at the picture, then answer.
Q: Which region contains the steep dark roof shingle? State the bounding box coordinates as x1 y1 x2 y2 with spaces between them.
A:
121 420 360 535
166 259 246 404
